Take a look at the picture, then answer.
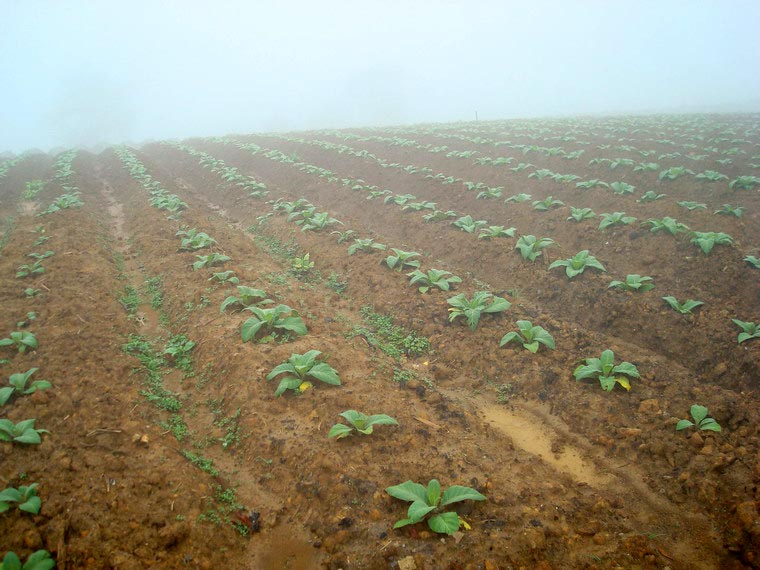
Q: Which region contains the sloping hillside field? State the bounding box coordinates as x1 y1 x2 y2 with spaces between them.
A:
1 115 759 569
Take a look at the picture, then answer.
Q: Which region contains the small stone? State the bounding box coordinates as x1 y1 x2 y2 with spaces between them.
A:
713 362 728 377
690 432 704 447
397 555 417 570
620 428 642 438
593 532 607 545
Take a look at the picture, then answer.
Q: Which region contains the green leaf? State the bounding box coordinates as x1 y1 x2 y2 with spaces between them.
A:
408 500 437 522
364 414 398 428
266 362 296 380
392 517 417 529
386 480 428 504
524 341 540 353
0 488 21 502
0 387 13 406
440 485 486 506
15 430 42 444
690 405 708 424
277 316 308 336
612 362 640 378
240 318 264 342
427 512 462 535
275 377 302 397
307 362 340 385
19 495 41 514
1 552 22 570
499 332 520 347
327 423 353 439
676 419 694 431
598 375 617 391
699 418 722 432
22 550 55 570
426 479 441 506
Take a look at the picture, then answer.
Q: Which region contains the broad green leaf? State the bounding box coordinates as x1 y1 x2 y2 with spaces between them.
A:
699 418 722 432
426 479 441 506
690 405 709 425
277 316 307 336
1 552 22 570
499 332 520 347
440 485 486 506
676 419 694 431
275 377 301 397
428 512 462 535
240 318 264 342
327 424 353 439
365 414 398 428
0 387 13 406
266 363 297 380
14 430 42 444
524 341 540 353
408 500 436 522
307 362 340 385
612 362 640 378
19 495 41 514
386 480 428 504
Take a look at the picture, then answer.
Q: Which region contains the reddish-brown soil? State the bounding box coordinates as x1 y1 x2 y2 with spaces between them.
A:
1 115 759 569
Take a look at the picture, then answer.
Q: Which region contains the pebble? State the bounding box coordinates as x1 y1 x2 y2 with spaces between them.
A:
637 399 660 414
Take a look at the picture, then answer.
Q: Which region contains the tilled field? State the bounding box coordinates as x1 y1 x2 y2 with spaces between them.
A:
1 114 759 569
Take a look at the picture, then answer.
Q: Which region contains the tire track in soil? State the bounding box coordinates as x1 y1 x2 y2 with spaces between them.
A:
147 146 727 569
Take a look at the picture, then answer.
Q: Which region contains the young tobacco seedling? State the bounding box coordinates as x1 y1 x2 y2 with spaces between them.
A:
0 332 38 354
515 235 554 262
328 410 398 439
574 349 639 391
290 253 314 276
659 166 694 181
407 269 462 294
241 305 307 342
732 320 760 344
695 170 728 182
208 271 239 285
0 483 41 514
609 182 635 195
608 274 654 292
23 289 39 298
0 369 51 406
598 212 636 231
15 261 44 278
662 296 703 314
637 190 666 203
676 405 721 433
447 292 511 331
532 196 564 211
0 550 55 570
385 479 486 535
745 255 760 270
220 286 272 313
300 212 342 232
549 250 606 279
476 187 502 200
644 217 689 236
575 179 608 190
452 215 488 233
331 229 357 244
478 226 515 240
0 419 49 444
27 251 54 261
422 210 457 223
567 207 596 222
192 253 231 270
714 204 744 218
499 320 555 353
729 176 759 190
504 193 531 203
348 238 386 256
678 201 706 211
384 249 421 272
266 350 340 396
691 232 732 255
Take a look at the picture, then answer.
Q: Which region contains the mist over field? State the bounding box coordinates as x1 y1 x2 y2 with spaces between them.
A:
1 0 759 153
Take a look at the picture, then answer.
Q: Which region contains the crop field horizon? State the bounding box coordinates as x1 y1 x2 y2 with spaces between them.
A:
0 112 758 568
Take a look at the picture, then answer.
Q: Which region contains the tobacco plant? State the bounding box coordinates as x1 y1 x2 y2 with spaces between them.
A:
644 217 689 236
331 230 357 244
676 405 721 432
659 166 694 181
301 212 342 232
447 292 510 331
691 231 732 255
549 250 605 279
729 176 759 190
608 274 654 292
385 479 486 535
478 226 515 240
573 349 639 391
609 182 635 195
407 269 462 293
532 196 564 211
598 212 636 231
504 193 531 203
515 235 554 262
499 320 555 353
452 215 488 233
15 261 44 278
0 332 37 354
662 296 704 314
695 170 728 182
0 483 41 514
266 350 340 396
193 253 230 270
423 210 457 223
384 249 421 271
732 320 759 344
209 271 239 285
0 419 49 444
0 550 55 570
678 201 706 211
241 305 307 342
348 238 386 256
567 207 595 222
220 286 272 313
328 410 398 439
0 369 51 406
637 190 666 203
745 255 760 269
575 180 608 190
714 204 744 218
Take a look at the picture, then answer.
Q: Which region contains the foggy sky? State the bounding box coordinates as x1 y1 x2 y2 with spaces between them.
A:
1 0 759 153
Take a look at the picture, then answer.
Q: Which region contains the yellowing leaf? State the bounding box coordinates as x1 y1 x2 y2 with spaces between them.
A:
615 377 631 391
458 517 472 531
298 381 313 393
